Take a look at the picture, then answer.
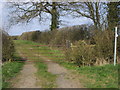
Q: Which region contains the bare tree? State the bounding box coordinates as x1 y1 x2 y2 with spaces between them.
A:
9 2 108 31
69 2 107 30
9 2 69 31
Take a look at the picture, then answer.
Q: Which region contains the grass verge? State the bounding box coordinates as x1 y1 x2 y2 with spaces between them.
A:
2 61 24 88
60 61 118 88
35 60 57 88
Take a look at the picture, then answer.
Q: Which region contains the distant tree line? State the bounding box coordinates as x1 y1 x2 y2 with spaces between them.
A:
18 24 91 45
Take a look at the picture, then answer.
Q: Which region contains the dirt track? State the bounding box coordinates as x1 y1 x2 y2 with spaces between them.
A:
11 52 83 88
47 61 83 88
11 62 41 88
37 54 84 88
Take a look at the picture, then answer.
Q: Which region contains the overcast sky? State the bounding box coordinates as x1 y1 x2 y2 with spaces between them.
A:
0 2 93 36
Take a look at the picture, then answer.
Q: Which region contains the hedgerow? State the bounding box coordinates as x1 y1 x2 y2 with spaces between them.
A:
18 25 119 66
2 32 15 62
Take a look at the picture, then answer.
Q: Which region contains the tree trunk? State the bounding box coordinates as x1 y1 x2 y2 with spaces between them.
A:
95 3 101 30
50 2 59 31
107 2 119 30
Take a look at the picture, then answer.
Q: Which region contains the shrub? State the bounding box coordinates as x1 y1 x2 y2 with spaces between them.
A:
50 25 90 46
50 30 67 46
93 30 114 63
2 33 15 62
65 40 95 67
65 30 115 66
38 30 53 44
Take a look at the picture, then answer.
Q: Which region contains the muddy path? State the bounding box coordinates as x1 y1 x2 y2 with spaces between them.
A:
36 54 84 88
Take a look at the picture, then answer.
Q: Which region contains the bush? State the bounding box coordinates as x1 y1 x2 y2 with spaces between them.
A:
50 25 90 46
65 30 115 67
2 33 15 62
93 30 114 63
50 30 67 46
65 40 95 67
38 30 53 44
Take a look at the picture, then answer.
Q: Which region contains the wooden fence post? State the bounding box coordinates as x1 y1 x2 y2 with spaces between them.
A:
71 43 73 51
66 40 71 48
